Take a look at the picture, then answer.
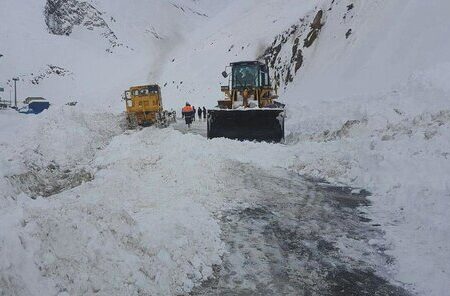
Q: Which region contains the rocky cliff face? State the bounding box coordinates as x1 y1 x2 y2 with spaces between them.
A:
259 9 326 89
44 0 122 51
260 0 356 89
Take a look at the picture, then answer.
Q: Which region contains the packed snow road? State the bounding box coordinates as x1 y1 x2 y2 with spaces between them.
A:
173 118 208 137
173 119 410 295
190 163 410 296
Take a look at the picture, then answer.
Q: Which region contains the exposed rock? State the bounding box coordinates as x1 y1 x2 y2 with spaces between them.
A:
291 37 303 73
346 28 352 39
304 29 319 48
259 22 306 87
170 2 208 17
145 26 164 40
343 3 356 20
31 65 72 85
44 0 122 50
304 10 324 48
310 10 324 30
259 9 325 88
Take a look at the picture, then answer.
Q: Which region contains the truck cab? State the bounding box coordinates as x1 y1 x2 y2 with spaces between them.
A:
123 85 163 127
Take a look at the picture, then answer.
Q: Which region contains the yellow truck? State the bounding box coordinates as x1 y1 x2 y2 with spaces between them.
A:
123 84 174 128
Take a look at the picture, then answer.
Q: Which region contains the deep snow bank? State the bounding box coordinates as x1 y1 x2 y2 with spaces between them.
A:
0 111 228 295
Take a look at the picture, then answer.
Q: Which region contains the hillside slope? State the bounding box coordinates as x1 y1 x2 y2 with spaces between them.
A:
0 0 226 110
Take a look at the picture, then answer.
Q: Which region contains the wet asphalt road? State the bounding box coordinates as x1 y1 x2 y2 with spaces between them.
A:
175 121 411 296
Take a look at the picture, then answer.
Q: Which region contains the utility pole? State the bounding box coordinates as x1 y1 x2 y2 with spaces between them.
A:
12 78 19 108
0 55 4 104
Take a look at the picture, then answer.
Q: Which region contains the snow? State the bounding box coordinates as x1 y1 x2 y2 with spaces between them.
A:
0 0 225 111
278 2 450 295
0 110 226 295
1 0 450 295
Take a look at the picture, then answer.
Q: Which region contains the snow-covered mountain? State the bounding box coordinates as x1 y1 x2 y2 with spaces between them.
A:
0 0 226 110
1 1 450 295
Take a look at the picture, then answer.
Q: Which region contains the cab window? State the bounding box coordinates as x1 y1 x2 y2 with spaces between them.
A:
261 66 270 87
232 64 259 88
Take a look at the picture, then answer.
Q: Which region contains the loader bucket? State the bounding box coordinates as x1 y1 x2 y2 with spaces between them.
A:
207 109 285 142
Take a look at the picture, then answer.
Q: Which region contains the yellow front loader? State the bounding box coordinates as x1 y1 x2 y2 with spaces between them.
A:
207 61 285 142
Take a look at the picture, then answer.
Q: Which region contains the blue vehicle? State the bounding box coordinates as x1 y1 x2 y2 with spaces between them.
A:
18 97 50 114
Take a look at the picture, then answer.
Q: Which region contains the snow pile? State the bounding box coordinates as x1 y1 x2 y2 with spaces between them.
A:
286 100 450 296
0 112 227 295
0 107 122 176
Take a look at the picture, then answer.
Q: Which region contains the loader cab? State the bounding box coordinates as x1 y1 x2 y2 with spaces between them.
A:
230 61 271 90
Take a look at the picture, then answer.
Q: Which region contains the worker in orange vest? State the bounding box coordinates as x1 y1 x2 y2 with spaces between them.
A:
182 102 195 127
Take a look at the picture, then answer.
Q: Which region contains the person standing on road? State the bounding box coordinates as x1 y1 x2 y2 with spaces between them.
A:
197 107 202 120
192 106 196 121
182 103 195 127
202 107 207 120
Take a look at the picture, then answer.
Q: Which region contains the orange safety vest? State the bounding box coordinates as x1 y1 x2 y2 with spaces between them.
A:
182 106 193 113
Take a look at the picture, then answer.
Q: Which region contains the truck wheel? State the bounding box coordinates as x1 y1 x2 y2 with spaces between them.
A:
127 114 138 129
